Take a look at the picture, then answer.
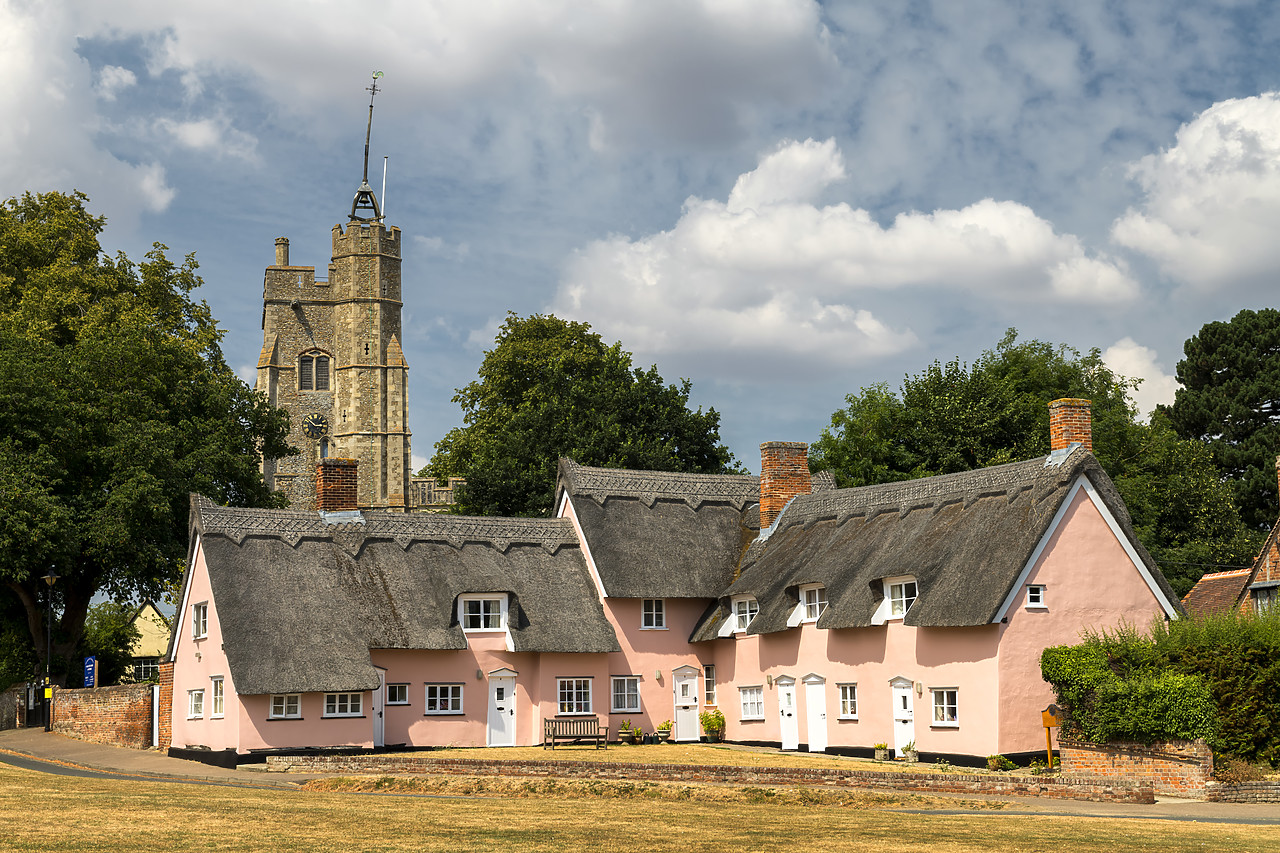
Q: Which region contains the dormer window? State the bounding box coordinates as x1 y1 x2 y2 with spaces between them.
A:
888 579 917 618
800 584 827 621
299 351 331 391
459 595 507 631
733 597 759 632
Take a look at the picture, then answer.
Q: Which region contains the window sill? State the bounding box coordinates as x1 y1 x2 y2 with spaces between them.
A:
610 708 642 715
1024 604 1048 610
837 715 858 721
322 714 367 719
555 712 596 717
461 628 506 634
740 716 764 722
267 716 303 721
186 715 203 721
386 701 410 706
424 711 464 716
639 626 668 631
930 722 959 728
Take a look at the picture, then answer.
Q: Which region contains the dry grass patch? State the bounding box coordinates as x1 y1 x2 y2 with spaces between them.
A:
421 742 946 770
303 772 1007 810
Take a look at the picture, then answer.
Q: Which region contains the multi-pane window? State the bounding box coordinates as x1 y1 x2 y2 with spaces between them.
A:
387 684 409 705
889 580 918 618
187 689 204 719
557 678 592 714
425 684 463 714
461 597 504 631
703 664 717 706
324 692 363 717
734 598 759 631
642 599 666 629
211 677 224 718
838 683 858 719
1026 584 1046 607
1253 586 1276 614
740 686 764 719
299 352 330 391
132 657 159 682
192 602 208 639
932 689 958 726
270 694 301 719
611 677 641 712
801 585 827 621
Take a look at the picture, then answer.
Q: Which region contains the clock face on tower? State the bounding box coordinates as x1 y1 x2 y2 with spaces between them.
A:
302 413 329 440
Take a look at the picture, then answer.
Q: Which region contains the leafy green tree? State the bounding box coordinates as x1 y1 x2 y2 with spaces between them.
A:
78 602 142 687
1164 308 1280 531
0 191 294 683
811 330 1258 597
427 313 737 516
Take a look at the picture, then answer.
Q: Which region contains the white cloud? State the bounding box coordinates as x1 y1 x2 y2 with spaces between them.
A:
1112 92 1280 289
95 65 137 101
1101 337 1180 419
550 139 1136 380
155 116 259 162
413 235 470 261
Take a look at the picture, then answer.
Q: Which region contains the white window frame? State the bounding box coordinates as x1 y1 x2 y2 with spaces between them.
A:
191 602 208 639
1026 584 1047 609
739 685 764 720
459 594 507 632
269 694 301 719
872 576 918 624
187 689 204 719
641 599 666 629
703 664 717 706
557 677 593 715
210 677 224 718
386 683 410 705
931 688 959 727
611 676 641 713
801 584 827 621
323 692 363 718
838 683 858 719
424 684 463 715
732 597 759 633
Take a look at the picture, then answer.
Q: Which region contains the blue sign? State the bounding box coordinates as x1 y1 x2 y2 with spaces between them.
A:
83 656 96 688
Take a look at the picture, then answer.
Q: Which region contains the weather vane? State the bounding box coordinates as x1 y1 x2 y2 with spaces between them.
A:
350 71 385 222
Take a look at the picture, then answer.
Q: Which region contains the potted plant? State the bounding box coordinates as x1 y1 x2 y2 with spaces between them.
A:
700 708 726 742
873 742 890 761
656 720 673 743
902 741 918 763
618 719 636 744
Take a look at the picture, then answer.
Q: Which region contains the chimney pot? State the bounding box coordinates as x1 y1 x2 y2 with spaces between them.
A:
1048 398 1092 452
759 441 812 529
275 237 290 267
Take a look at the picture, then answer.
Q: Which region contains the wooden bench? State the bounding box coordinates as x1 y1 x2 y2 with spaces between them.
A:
543 717 608 749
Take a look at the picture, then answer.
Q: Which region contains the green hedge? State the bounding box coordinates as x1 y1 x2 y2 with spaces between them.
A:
1040 609 1280 764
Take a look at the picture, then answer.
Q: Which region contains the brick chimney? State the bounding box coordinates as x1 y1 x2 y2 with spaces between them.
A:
760 442 812 529
316 458 358 512
274 236 289 266
1048 398 1092 452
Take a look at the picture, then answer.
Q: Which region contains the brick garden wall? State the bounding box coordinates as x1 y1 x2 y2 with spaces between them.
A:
52 684 154 750
265 754 1153 804
157 662 174 751
1059 738 1212 798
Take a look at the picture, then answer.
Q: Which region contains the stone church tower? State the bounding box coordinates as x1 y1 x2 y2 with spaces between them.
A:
255 74 413 511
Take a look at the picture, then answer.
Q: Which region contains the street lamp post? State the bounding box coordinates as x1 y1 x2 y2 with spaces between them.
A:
42 569 58 732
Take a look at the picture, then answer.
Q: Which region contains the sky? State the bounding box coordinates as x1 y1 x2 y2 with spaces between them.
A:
5 0 1280 474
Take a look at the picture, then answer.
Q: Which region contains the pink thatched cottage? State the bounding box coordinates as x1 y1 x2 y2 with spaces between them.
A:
164 399 1180 766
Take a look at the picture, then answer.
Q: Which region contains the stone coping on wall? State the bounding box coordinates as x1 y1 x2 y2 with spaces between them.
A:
264 754 1154 804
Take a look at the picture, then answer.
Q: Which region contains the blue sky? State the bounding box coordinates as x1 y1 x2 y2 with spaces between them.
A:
6 1 1280 473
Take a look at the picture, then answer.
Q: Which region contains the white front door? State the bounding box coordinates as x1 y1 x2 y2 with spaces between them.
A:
776 677 798 751
890 677 914 757
372 668 386 748
487 672 517 746
672 666 700 742
803 675 827 753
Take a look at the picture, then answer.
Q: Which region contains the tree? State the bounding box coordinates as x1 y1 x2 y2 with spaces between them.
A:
0 191 295 683
427 313 737 516
78 602 141 687
1164 308 1280 531
811 330 1259 597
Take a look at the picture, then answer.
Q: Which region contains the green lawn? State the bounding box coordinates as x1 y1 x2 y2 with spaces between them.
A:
2 762 1279 852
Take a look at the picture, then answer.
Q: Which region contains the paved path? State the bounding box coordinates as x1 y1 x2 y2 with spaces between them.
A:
2 728 1278 825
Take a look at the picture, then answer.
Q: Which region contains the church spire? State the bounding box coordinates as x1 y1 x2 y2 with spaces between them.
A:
350 71 384 222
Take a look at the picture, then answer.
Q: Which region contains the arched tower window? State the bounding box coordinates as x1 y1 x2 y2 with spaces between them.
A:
299 351 331 391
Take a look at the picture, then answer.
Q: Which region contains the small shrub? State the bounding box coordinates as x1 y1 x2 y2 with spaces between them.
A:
699 708 726 737
1213 756 1265 785
987 754 1015 772
932 758 952 772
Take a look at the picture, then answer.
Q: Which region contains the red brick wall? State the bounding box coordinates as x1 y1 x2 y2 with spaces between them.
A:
1059 738 1212 798
316 458 359 512
1048 398 1092 452
52 684 155 750
157 661 174 751
760 442 811 529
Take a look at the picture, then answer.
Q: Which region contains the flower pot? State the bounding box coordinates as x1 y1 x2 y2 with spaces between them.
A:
903 750 918 764
874 748 889 761
618 731 636 745
657 730 671 743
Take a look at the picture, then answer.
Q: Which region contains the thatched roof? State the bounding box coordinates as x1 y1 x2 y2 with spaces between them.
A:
185 496 619 695
556 460 763 598
691 447 1179 640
